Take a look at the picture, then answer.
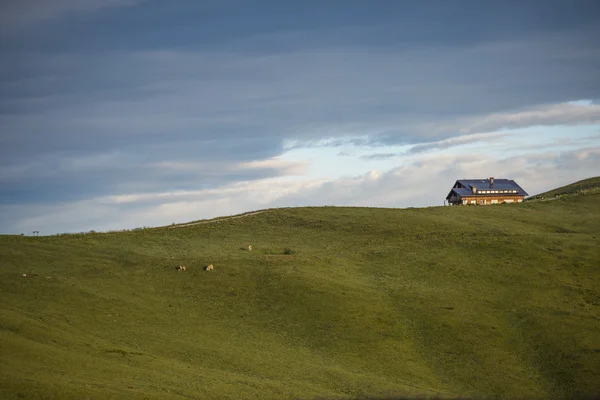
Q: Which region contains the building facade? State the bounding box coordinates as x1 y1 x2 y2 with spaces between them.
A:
445 177 528 205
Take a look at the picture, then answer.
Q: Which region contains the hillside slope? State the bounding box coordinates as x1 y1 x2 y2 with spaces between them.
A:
1 186 600 399
526 176 600 201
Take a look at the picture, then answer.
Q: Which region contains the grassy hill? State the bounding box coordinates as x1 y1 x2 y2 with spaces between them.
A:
1 180 600 399
526 176 600 201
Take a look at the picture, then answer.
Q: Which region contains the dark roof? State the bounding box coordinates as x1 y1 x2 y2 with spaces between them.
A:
446 178 528 200
449 188 474 197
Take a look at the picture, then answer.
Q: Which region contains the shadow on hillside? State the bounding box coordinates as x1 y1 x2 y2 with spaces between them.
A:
324 394 600 400
314 397 473 400
322 396 600 400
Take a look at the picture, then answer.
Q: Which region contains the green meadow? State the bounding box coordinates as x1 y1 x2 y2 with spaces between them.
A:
1 178 599 399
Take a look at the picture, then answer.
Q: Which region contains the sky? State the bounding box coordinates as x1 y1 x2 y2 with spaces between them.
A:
1 0 599 235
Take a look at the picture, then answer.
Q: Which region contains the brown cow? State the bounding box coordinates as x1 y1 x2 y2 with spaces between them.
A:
177 265 187 272
205 264 214 271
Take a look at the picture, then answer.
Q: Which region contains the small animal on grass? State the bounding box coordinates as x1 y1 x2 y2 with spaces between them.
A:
177 265 187 272
205 264 214 271
248 244 252 251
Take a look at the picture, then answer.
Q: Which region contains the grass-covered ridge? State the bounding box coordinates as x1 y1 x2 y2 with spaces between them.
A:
526 176 600 201
1 181 600 399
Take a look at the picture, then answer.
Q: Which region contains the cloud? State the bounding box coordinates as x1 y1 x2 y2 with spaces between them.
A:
454 102 600 136
4 145 599 235
360 153 398 161
270 147 600 210
0 153 307 205
3 30 599 163
0 0 144 32
238 158 308 175
0 1 599 233
1 37 598 208
151 157 307 176
407 132 509 154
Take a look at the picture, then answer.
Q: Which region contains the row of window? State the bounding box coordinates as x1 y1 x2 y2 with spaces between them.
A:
464 199 522 204
477 189 518 194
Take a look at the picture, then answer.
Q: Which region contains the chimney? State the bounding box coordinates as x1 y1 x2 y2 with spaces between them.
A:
472 185 477 194
489 177 494 188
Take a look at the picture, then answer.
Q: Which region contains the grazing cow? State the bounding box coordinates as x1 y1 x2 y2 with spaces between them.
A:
177 265 186 272
205 264 214 271
248 245 252 251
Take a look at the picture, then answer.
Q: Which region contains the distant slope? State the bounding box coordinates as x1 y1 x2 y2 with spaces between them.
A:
526 176 600 201
1 181 600 399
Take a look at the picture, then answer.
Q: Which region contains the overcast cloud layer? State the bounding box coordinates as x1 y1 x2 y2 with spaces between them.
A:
1 0 599 234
